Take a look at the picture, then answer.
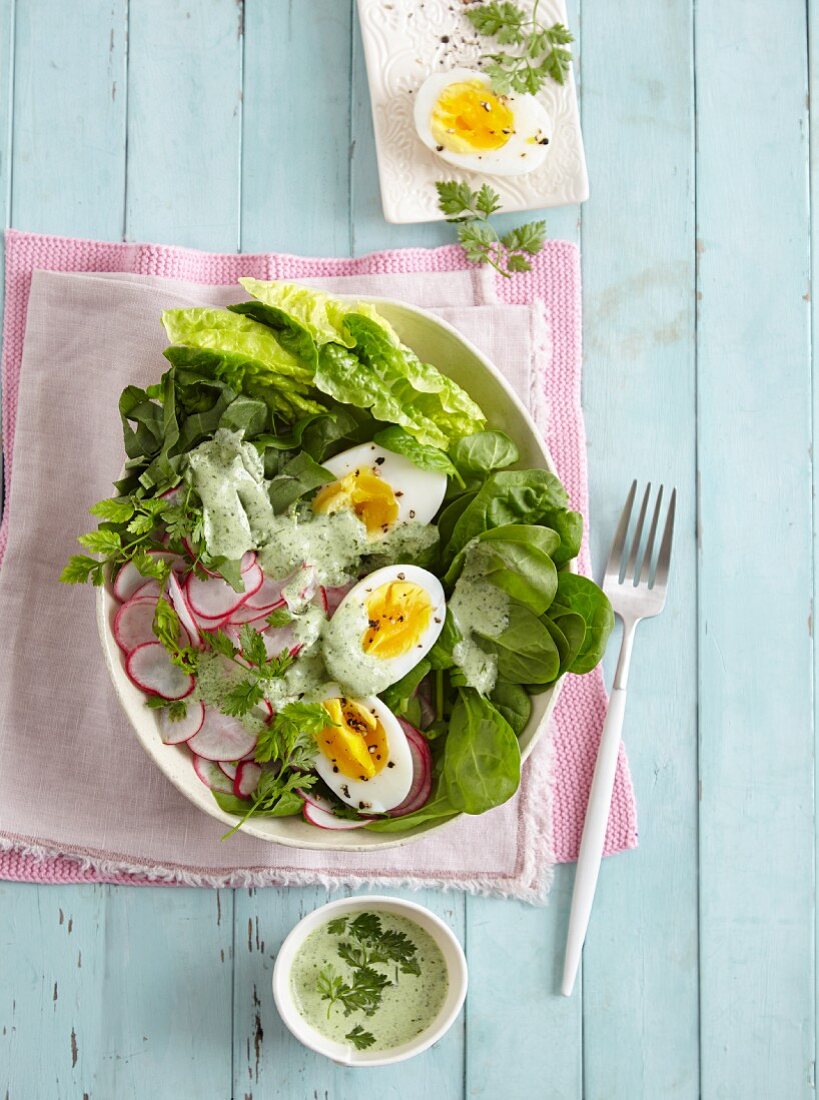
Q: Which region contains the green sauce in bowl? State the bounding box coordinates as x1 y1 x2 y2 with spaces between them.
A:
290 910 449 1052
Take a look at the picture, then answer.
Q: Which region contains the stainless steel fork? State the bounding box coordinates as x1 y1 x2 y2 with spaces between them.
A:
561 481 676 997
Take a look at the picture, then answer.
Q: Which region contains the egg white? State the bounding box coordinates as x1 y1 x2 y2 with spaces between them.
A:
322 442 447 527
312 686 414 813
322 564 446 696
413 67 552 178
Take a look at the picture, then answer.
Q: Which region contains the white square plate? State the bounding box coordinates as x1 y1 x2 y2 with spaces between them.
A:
356 0 588 224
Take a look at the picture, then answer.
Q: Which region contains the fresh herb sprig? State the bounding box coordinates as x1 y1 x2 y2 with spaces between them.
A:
465 1 574 94
316 911 422 1033
345 1024 377 1050
436 180 546 277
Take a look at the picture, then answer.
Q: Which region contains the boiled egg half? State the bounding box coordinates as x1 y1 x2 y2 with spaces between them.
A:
413 67 551 177
313 442 447 538
311 687 414 813
322 564 446 696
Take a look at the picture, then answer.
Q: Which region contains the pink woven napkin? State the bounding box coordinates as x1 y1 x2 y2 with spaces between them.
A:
0 229 637 897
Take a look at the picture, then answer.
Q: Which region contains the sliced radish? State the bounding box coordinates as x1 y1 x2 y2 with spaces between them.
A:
186 565 262 620
219 761 238 781
159 485 183 504
316 586 330 615
240 551 257 574
157 700 205 744
234 761 262 799
243 575 286 611
126 642 195 701
323 582 354 617
133 579 162 600
389 720 433 817
261 698 273 720
114 596 159 654
114 561 154 602
147 549 184 574
303 802 369 830
192 754 235 794
296 787 335 813
186 709 257 761
261 624 298 658
168 571 202 648
226 601 278 626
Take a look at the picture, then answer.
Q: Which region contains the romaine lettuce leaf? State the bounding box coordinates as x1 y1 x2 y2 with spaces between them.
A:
237 280 486 447
162 307 313 384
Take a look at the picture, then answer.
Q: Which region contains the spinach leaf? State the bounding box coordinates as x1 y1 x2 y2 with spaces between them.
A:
545 607 586 673
550 573 614 674
444 524 560 614
373 426 460 480
299 401 377 462
540 507 584 565
475 601 560 685
427 609 462 670
436 491 477 549
451 429 519 475
365 786 459 832
380 660 431 719
490 681 532 736
443 688 520 814
267 451 334 513
217 394 269 437
444 468 568 561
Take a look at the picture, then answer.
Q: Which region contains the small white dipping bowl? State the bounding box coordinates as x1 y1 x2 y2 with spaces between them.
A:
272 894 468 1067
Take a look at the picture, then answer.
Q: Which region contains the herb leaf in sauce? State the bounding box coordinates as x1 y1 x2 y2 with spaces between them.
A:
345 1025 376 1050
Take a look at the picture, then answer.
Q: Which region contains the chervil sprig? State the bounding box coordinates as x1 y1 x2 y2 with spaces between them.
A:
436 180 546 277
465 1 574 94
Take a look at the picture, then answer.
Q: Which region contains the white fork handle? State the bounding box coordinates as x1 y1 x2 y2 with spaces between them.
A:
560 685 628 997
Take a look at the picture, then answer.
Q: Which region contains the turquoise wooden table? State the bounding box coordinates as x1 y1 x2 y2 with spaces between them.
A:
0 1 813 1096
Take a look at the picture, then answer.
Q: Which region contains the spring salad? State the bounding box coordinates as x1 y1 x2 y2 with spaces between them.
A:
63 280 614 835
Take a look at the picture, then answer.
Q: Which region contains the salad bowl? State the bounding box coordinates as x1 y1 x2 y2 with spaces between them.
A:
97 297 566 851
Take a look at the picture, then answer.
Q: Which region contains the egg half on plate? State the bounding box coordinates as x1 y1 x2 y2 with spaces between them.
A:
311 686 414 813
413 67 552 177
322 564 446 696
313 442 447 538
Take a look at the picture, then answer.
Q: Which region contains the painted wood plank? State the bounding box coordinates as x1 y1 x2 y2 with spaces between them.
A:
696 2 814 1096
125 0 243 249
576 2 700 1097
240 0 353 256
231 886 465 1100
0 885 234 1099
810 0 819 1083
10 0 127 238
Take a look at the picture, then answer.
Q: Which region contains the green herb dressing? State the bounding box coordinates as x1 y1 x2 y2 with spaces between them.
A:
291 912 449 1052
186 429 275 560
449 546 510 694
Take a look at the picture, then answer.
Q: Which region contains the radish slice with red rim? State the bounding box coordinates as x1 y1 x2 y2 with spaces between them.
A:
219 761 238 781
244 576 286 611
192 754 235 794
226 601 278 626
186 709 257 761
126 642 195 701
240 551 257 574
157 700 205 744
302 802 369 830
296 787 335 813
186 565 262 620
113 561 155 602
113 596 160 655
388 720 433 817
234 761 262 799
168 571 202 648
323 582 354 617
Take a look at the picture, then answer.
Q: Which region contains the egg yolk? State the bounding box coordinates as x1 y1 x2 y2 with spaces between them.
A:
430 80 514 154
312 470 399 538
363 581 432 660
318 697 388 780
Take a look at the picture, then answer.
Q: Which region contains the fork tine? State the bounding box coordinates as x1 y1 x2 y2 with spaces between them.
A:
652 488 676 590
635 485 663 586
624 483 651 582
604 480 637 581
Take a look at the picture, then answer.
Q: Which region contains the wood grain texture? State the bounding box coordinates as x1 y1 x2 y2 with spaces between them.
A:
10 0 127 238
125 0 243 249
696 1 814 1096
578 2 700 1097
